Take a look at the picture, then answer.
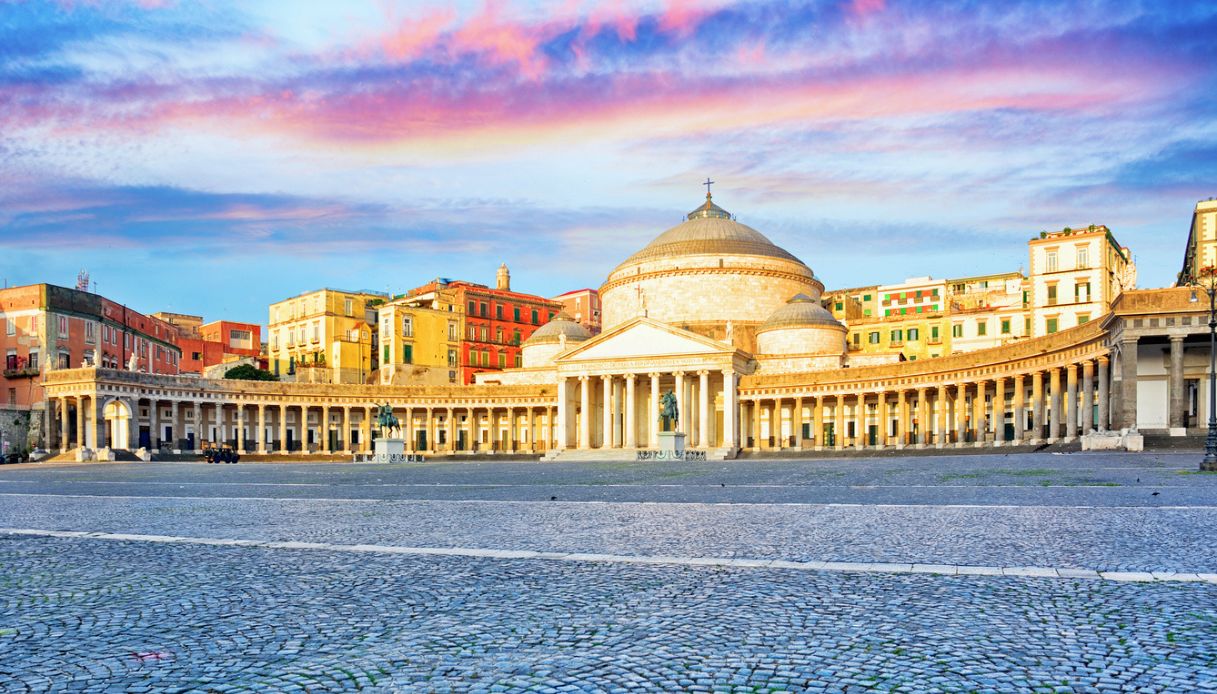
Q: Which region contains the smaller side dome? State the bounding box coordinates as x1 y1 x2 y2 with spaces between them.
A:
756 294 843 332
523 312 592 345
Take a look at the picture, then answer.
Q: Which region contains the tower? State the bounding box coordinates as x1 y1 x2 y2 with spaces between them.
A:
496 263 510 291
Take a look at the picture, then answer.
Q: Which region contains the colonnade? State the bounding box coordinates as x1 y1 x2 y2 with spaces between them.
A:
555 369 739 451
43 396 557 456
742 357 1112 450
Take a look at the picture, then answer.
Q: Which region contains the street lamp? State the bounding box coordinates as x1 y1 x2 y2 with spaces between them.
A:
1190 266 1217 471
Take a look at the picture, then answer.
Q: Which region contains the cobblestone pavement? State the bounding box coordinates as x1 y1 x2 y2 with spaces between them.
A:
1 453 1216 691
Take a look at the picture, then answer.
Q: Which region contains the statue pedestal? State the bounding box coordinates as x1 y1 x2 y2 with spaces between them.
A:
373 438 405 462
657 432 686 454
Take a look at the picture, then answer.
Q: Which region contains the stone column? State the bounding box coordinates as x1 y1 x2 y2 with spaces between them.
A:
341 406 351 452
613 377 625 448
257 405 267 453
1048 367 1061 443
192 402 202 452
649 373 661 448
1097 356 1110 431
1065 364 1078 442
1013 374 1025 443
993 378 1006 446
772 398 783 450
150 400 160 449
507 407 516 452
915 388 927 446
316 405 327 453
793 396 804 449
625 374 637 449
896 390 907 449
1031 371 1044 443
721 370 737 449
935 385 947 448
699 371 711 449
813 396 824 451
854 393 865 450
752 398 763 449
972 381 986 447
556 378 568 451
363 407 373 452
832 395 844 450
579 376 591 450
674 372 686 435
1119 337 1138 430
404 407 414 451
1082 360 1096 435
954 384 967 448
91 396 103 449
426 407 436 452
278 404 288 455
1169 335 1186 434
61 398 71 452
601 375 613 449
547 406 555 450
446 407 456 453
236 406 246 454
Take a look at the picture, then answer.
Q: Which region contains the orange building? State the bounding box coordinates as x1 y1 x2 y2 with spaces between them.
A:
553 288 601 335
1 284 182 409
154 314 262 375
404 265 563 384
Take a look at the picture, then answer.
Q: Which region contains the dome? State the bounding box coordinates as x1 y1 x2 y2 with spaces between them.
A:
524 312 591 346
612 195 804 271
757 294 843 332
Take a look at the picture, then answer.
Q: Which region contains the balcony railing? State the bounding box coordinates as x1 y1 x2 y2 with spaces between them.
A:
3 366 38 379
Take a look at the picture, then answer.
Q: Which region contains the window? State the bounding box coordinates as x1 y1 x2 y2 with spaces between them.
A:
7 388 13 405
449 370 457 384
58 316 68 338
479 303 488 317
1076 245 1090 269
1047 284 1058 306
931 326 940 339
344 298 354 317
468 301 476 315
482 349 489 365
868 332 880 344
229 329 252 349
496 328 503 343
852 333 860 346
951 324 962 338
531 309 539 324
498 352 506 368
512 330 521 345
1025 317 1031 334
1046 317 1059 334
1046 250 1058 272
403 345 413 364
863 294 872 301
1078 314 1090 325
1001 319 1011 334
5 350 15 370
5 318 13 336
58 351 70 369
311 322 320 342
1076 282 1091 303
492 305 501 320
907 328 919 341
448 321 457 341
976 321 987 336
834 302 843 311
27 350 38 370
514 353 522 368
383 345 389 363
480 327 488 341
513 307 520 322
402 315 414 337
889 329 903 343
469 325 478 340
85 321 96 343
448 349 457 368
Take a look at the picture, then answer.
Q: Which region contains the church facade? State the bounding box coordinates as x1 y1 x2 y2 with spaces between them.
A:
36 195 1209 460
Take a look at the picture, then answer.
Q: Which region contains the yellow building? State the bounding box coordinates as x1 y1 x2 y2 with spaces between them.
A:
267 288 385 384
823 285 877 322
1177 198 1217 285
377 286 463 386
1028 224 1135 337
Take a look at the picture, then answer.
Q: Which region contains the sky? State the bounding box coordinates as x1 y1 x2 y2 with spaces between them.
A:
1 0 1215 327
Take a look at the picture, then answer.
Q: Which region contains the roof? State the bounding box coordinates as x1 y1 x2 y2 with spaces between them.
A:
613 195 806 271
757 294 846 332
523 312 592 345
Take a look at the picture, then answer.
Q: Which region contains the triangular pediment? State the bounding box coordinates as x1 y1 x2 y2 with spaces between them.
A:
559 317 732 362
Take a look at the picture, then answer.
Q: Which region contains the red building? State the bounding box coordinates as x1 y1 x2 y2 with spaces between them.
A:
1 284 181 409
154 313 262 375
405 264 563 384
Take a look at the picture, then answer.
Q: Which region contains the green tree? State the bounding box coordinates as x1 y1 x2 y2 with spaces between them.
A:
223 364 278 381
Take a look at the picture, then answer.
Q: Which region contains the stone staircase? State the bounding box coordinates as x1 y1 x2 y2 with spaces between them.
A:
543 447 738 462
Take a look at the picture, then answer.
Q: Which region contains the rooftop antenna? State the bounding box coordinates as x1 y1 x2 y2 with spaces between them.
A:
76 269 90 292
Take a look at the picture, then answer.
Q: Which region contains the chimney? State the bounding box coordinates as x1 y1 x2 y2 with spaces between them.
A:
496 263 510 291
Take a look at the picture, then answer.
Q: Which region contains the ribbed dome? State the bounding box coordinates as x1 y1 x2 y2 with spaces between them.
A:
524 313 591 345
757 294 843 332
613 195 804 270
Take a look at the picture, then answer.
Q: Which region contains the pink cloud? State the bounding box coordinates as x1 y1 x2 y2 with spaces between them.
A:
450 2 548 79
379 8 456 61
848 0 885 18
658 0 710 37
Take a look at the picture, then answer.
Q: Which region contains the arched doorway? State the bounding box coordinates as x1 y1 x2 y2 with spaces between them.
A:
103 399 132 450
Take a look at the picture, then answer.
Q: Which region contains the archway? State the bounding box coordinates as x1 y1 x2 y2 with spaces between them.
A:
103 399 132 450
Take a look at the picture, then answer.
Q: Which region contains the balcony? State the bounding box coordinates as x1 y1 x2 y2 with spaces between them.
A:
3 366 38 379
927 337 942 345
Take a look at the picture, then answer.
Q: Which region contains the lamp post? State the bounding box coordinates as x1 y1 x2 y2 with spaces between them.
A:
1190 266 1217 471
